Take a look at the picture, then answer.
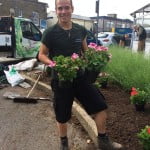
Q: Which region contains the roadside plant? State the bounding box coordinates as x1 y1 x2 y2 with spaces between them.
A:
94 72 109 88
49 53 84 82
83 42 112 72
105 46 150 91
130 87 148 105
137 125 150 150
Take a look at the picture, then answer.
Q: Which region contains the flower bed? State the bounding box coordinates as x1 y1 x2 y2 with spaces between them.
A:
21 70 150 150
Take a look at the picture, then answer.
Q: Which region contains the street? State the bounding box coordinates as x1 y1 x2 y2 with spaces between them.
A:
0 85 95 150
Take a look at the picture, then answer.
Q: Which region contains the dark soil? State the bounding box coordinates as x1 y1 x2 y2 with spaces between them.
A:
101 84 150 150
23 70 150 150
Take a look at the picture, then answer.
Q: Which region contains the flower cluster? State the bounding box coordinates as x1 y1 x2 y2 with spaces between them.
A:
130 87 148 105
84 42 112 72
94 72 109 88
48 43 111 82
137 125 150 150
99 72 110 80
48 53 84 82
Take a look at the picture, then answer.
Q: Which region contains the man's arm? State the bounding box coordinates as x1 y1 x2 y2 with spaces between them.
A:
38 43 52 65
82 37 88 51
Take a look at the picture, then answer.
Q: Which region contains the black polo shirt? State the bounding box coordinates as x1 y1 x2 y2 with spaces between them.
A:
41 22 87 58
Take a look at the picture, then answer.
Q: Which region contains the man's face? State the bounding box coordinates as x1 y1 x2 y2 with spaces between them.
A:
134 26 138 31
55 0 73 23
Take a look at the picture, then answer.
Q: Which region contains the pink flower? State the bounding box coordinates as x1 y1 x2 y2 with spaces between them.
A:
48 60 56 68
71 53 79 60
95 46 108 51
88 42 97 49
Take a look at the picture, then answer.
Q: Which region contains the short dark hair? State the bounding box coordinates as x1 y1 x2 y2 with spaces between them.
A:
55 0 73 8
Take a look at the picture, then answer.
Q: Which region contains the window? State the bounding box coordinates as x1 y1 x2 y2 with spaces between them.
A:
0 17 12 33
20 21 42 41
98 33 108 38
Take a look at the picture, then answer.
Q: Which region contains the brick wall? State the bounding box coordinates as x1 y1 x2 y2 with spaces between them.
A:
0 0 47 21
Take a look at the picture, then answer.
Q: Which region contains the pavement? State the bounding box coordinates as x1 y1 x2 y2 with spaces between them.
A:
0 84 97 149
22 74 99 147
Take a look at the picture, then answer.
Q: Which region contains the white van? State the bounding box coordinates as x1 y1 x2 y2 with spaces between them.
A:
0 16 42 59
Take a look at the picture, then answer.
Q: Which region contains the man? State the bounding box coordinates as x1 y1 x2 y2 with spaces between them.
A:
134 25 147 51
119 34 129 47
38 0 123 149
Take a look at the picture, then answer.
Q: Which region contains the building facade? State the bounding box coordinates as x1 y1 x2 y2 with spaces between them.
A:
91 15 133 33
47 11 94 31
0 0 47 27
47 12 133 33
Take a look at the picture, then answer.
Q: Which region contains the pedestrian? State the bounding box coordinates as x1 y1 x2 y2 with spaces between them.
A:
133 24 147 51
38 0 123 149
119 34 128 47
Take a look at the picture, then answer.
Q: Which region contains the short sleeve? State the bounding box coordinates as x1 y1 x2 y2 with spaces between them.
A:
82 26 88 39
41 28 53 50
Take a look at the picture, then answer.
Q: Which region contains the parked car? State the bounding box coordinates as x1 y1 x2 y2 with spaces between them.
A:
98 32 120 47
87 30 102 46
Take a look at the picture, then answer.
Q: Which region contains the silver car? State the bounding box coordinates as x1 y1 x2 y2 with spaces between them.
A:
98 32 120 47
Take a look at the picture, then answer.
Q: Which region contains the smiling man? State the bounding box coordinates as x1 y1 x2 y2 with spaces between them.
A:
38 0 123 150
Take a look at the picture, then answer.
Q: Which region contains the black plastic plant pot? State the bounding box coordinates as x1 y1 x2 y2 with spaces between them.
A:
135 104 145 111
84 70 99 84
100 80 108 88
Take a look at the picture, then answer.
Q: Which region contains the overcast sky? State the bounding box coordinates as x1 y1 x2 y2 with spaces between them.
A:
39 0 149 20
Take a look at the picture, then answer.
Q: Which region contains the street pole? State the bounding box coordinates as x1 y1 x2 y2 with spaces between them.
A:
95 0 99 45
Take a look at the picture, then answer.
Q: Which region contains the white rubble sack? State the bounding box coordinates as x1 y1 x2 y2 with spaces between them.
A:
11 58 37 71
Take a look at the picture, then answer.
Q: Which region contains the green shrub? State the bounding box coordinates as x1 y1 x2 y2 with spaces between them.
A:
105 46 150 92
137 125 150 150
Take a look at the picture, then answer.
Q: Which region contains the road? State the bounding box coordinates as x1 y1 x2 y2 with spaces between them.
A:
0 85 96 150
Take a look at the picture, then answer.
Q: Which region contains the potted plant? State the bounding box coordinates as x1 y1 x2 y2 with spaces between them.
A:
94 72 109 88
137 125 150 150
130 87 148 111
48 53 84 87
83 42 112 83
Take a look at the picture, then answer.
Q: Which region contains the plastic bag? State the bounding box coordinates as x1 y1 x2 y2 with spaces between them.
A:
11 59 37 71
4 66 25 87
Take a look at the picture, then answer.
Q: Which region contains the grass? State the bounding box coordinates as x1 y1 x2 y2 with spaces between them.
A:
104 46 150 93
